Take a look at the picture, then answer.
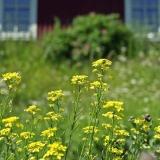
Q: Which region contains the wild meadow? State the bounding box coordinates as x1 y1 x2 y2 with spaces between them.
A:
0 13 160 159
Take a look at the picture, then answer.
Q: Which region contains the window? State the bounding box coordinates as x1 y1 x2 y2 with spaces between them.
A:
0 0 37 40
125 0 160 38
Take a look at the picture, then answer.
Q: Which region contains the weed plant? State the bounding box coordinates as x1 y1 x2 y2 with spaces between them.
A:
0 59 160 159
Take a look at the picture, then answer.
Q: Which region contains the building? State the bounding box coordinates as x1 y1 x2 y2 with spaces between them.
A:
0 0 160 40
125 0 160 39
0 0 37 40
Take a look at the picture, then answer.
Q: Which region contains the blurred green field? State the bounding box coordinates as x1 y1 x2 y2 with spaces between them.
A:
0 40 159 131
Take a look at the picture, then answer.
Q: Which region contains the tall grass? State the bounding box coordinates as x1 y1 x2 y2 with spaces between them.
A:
0 40 160 137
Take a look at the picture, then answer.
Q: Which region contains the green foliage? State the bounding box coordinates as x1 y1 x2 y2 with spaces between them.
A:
42 13 137 63
42 17 73 62
0 60 160 159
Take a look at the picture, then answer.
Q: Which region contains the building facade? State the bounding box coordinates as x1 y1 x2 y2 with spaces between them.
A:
0 0 159 40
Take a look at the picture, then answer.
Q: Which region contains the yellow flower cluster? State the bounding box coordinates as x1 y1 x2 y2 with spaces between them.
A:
26 141 45 153
16 123 24 129
43 142 67 159
41 127 57 138
131 128 140 135
24 105 41 115
83 126 99 134
90 81 107 91
110 147 123 155
0 128 11 136
102 112 122 120
92 59 112 71
1 72 21 84
154 126 160 139
44 112 62 122
102 123 112 129
133 118 145 125
71 75 88 85
114 129 130 137
20 131 35 139
47 90 65 102
2 116 19 127
103 101 124 112
131 117 151 132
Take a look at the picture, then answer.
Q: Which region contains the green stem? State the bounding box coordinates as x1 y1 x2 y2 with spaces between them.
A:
87 78 103 158
64 86 81 160
105 113 115 160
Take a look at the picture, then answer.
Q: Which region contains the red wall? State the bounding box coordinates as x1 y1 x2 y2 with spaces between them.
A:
38 0 124 37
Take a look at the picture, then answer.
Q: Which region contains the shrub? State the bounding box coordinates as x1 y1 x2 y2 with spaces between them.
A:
42 17 73 63
42 13 137 64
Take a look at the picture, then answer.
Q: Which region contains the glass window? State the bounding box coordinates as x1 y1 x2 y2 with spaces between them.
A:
4 0 16 7
18 0 30 6
130 0 159 32
2 0 30 32
4 9 15 31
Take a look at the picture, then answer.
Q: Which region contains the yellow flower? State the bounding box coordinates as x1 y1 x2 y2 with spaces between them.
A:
43 142 67 159
47 90 65 102
2 116 19 127
104 135 110 142
102 123 112 129
59 108 64 112
156 150 160 153
110 147 123 155
41 127 57 138
90 81 107 91
116 138 125 143
114 157 123 160
115 129 130 137
9 85 13 89
103 101 124 112
92 69 98 73
0 128 11 136
26 141 45 153
1 72 21 84
0 137 4 141
83 126 99 134
154 134 160 139
82 137 87 141
155 126 160 133
28 157 36 160
18 148 22 152
71 75 88 85
131 128 139 135
92 59 112 71
141 124 150 132
16 140 22 144
24 105 41 115
44 117 50 121
16 123 24 129
20 132 35 139
51 114 62 122
94 137 99 142
134 118 145 125
46 112 54 117
102 112 114 119
90 81 100 90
